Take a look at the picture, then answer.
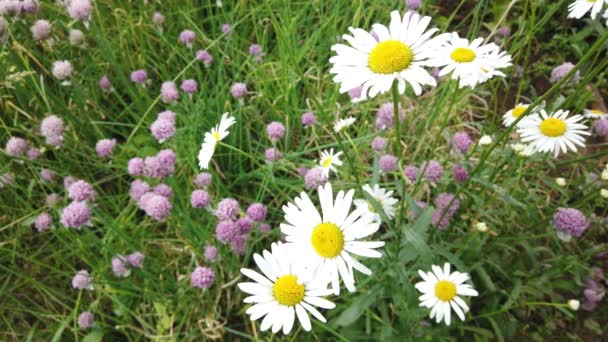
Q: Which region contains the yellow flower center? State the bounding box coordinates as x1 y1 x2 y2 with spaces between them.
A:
450 48 476 63
213 132 220 140
435 280 457 302
539 118 567 137
590 109 603 115
511 106 527 118
368 40 414 74
311 222 344 258
322 157 333 168
273 275 305 306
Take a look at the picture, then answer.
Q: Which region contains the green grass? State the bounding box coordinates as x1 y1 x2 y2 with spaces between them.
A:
1 0 607 340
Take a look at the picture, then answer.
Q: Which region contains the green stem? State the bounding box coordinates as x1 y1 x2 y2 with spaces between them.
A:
391 82 405 228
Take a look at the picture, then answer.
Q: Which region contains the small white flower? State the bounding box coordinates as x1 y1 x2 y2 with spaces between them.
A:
555 178 567 187
478 135 493 145
473 222 488 232
334 116 356 133
415 263 479 326
318 149 343 176
503 103 539 127
198 113 236 169
583 109 607 120
568 0 605 20
567 299 580 311
600 188 608 199
354 184 398 223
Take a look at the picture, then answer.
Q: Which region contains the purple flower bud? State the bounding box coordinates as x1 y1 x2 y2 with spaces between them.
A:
404 165 418 182
130 69 147 84
99 76 111 92
230 234 247 255
152 12 165 26
297 166 309 177
230 82 247 98
191 266 215 289
498 26 511 38
40 169 55 183
221 23 232 36
63 176 78 190
61 202 92 229
550 62 580 84
215 198 239 221
142 194 171 220
265 148 282 161
26 147 41 160
35 212 53 232
126 252 144 268
379 154 398 173
31 19 51 41
594 119 608 136
421 160 444 182
153 184 173 198
68 180 96 202
266 121 286 141
432 193 460 230
150 118 175 143
191 189 211 208
40 115 64 138
371 137 388 151
375 102 405 130
246 203 267 222
194 172 212 188
67 0 92 22
160 81 179 103
204 245 218 262
179 30 195 46
112 255 130 277
77 311 94 329
181 79 198 94
69 29 85 45
216 220 237 243
304 167 328 190
452 164 469 183
46 193 62 207
158 110 176 122
196 50 213 66
236 217 254 234
95 138 116 158
4 137 28 156
52 60 72 80
301 112 317 126
553 208 589 239
128 157 145 176
72 270 93 290
405 0 421 10
259 223 271 232
249 44 262 55
452 132 472 153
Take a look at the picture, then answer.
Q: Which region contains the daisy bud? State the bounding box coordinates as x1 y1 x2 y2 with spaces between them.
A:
567 299 580 311
478 135 493 145
473 222 488 232
602 169 608 181
555 177 567 187
600 189 608 199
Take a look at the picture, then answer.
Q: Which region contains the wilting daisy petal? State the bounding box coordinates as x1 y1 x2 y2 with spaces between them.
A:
198 113 236 169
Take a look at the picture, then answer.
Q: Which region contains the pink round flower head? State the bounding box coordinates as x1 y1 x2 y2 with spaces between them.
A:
432 193 460 230
61 202 92 229
63 176 78 190
553 208 589 239
137 192 155 209
191 266 215 289
249 44 262 55
152 12 165 26
215 198 239 221
150 118 175 143
156 149 176 176
0 1 20 17
158 110 176 122
230 82 247 99
40 168 55 183
95 138 116 158
348 86 364 101
236 217 254 234
191 189 211 208
130 69 147 84
129 180 150 201
52 60 72 81
98 76 111 92
26 147 40 160
35 212 53 232
404 165 418 182
265 148 282 161
594 119 608 136
230 234 247 255
266 121 286 141
69 29 85 45
179 30 195 46
304 167 328 190
298 166 309 177
259 223 271 232
31 19 51 41
77 311 94 329
406 0 421 10
128 157 144 176
498 26 511 38
68 180 96 202
452 164 469 183
452 132 473 153
153 183 173 198
221 23 231 36
46 135 63 148
196 50 213 66
550 62 580 84
301 112 317 126
21 0 38 14
421 160 444 182
46 193 62 207
375 102 405 130
142 194 172 221
181 79 198 94
371 137 388 151
67 0 92 21
215 220 238 243
126 252 144 268
246 203 267 222
194 172 212 188
40 115 64 138
72 270 93 290
160 81 179 103
379 154 398 173
4 137 28 156
204 245 218 262
112 255 130 277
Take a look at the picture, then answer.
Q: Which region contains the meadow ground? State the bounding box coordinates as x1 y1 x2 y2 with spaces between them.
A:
1 0 607 340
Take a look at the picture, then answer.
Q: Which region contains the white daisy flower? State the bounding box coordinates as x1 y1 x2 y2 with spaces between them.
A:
517 109 590 157
197 113 236 169
427 32 512 88
318 149 343 176
329 11 444 98
568 0 605 20
354 184 398 223
281 183 384 294
502 103 538 127
238 242 335 334
415 263 478 326
334 116 356 133
583 108 607 119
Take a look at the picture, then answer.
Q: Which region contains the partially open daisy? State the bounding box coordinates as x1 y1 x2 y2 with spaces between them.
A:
334 116 356 133
318 149 343 176
415 263 478 326
428 32 512 88
517 109 589 157
568 0 605 20
281 183 384 294
583 109 607 119
354 184 398 223
198 113 236 169
238 242 335 334
329 11 443 98
502 103 538 127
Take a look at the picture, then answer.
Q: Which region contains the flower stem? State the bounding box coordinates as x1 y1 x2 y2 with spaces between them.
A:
391 82 406 228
